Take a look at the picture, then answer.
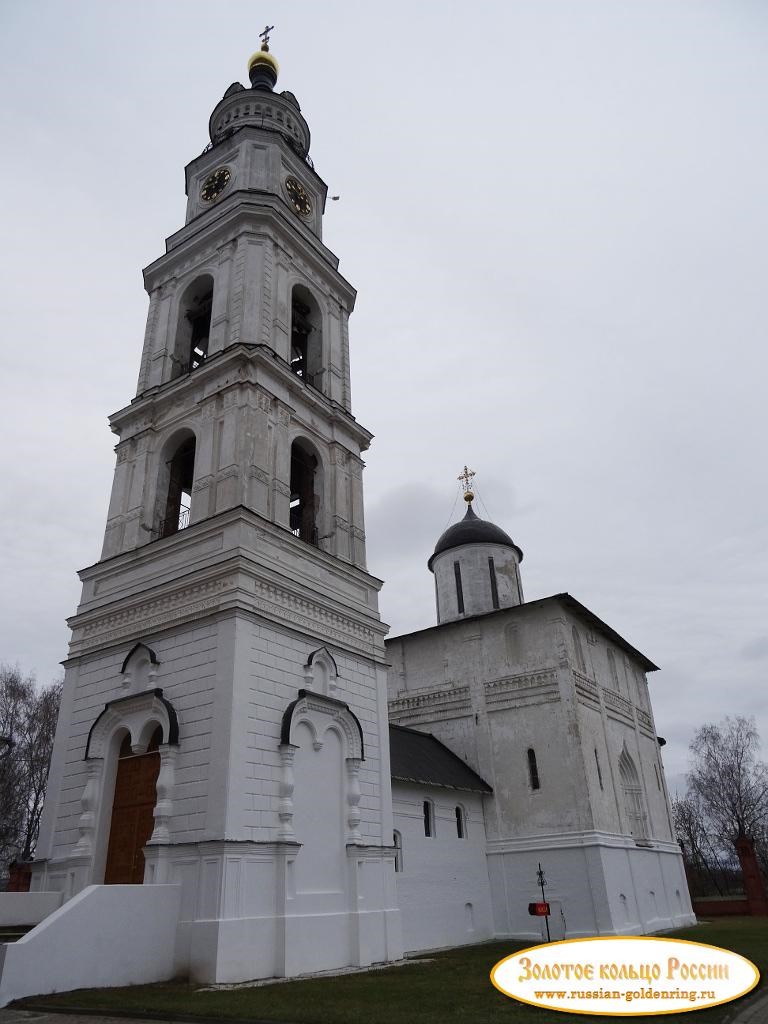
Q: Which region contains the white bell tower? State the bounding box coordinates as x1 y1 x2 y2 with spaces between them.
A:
33 34 403 983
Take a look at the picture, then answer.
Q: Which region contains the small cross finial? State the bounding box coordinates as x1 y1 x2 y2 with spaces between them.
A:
259 24 274 50
458 465 476 503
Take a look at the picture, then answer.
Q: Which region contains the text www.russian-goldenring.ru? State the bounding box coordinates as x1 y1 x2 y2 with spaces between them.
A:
533 988 717 1004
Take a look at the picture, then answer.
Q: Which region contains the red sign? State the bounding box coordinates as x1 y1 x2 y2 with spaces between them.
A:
528 902 550 916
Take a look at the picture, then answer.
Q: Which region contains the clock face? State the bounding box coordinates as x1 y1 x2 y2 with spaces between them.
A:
200 167 231 203
285 176 312 217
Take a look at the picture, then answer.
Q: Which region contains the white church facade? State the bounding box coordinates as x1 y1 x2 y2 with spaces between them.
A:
0 40 694 1005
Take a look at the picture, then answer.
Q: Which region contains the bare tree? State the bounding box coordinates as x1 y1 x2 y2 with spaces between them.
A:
687 716 768 845
672 790 738 896
0 665 61 872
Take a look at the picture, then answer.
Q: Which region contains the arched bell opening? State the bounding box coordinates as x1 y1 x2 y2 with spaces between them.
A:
290 284 323 390
171 274 214 379
158 430 196 538
290 437 322 546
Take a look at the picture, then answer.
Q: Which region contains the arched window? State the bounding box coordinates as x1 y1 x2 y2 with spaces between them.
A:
488 557 500 609
290 285 323 390
453 561 465 614
161 435 195 537
572 626 586 673
172 275 213 378
527 748 540 790
455 805 466 839
423 799 434 837
290 439 319 545
393 830 403 872
619 747 648 840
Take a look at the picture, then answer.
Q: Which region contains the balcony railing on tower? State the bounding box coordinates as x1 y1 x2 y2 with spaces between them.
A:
160 506 190 539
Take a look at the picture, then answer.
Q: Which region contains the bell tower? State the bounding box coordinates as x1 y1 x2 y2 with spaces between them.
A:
33 35 403 984
102 34 364 564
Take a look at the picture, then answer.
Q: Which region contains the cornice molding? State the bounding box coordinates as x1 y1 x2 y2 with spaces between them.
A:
69 537 387 660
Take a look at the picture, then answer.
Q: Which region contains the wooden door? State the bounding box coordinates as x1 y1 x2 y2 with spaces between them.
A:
104 732 161 884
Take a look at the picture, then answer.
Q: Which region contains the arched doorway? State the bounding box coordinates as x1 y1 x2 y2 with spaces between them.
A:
104 727 162 884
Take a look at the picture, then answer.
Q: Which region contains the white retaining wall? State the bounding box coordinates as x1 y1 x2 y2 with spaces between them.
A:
0 884 181 1007
0 893 62 927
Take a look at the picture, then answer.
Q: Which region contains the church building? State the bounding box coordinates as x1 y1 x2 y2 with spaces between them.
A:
0 38 694 1005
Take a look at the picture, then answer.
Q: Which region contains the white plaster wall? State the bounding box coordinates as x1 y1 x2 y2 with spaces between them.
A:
432 543 522 623
597 842 695 934
487 838 695 941
0 892 62 927
234 614 388 845
0 884 181 1007
37 618 221 884
392 783 493 952
388 603 559 702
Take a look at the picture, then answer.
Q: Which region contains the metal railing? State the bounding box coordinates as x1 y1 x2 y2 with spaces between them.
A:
159 507 190 538
291 525 319 547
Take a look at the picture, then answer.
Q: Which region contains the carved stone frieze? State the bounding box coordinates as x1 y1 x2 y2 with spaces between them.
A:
192 473 215 492
603 688 634 718
115 443 132 465
575 674 601 709
388 686 471 726
254 389 272 413
484 669 559 709
249 466 270 485
251 579 375 649
74 575 237 649
637 709 652 729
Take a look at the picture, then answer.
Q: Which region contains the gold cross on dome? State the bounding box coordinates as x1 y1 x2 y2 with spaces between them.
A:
458 466 476 495
259 24 274 49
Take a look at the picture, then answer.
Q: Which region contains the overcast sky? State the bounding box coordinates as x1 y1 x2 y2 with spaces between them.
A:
1 1 766 790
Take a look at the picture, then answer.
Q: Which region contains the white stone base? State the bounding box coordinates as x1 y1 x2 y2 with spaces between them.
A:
0 884 182 1007
487 832 696 941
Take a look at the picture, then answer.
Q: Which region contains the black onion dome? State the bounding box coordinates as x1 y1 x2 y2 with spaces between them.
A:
427 504 523 571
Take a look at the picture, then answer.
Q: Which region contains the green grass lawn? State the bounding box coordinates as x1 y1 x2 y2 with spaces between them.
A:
19 918 767 1024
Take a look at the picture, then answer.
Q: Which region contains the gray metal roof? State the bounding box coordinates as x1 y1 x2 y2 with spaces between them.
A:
389 724 492 793
428 504 523 571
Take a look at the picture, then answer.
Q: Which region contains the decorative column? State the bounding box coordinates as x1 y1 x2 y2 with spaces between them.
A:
72 759 102 857
277 744 298 841
150 744 177 843
346 757 362 843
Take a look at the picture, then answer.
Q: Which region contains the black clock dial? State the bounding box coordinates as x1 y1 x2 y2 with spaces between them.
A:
285 176 312 217
200 167 231 202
